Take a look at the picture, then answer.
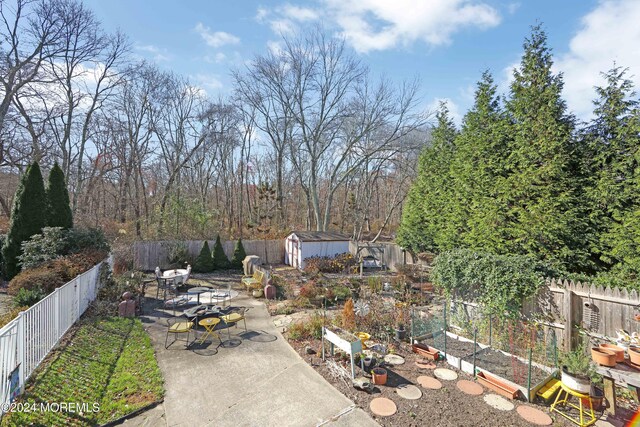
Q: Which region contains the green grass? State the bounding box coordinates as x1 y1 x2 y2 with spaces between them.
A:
1 317 164 426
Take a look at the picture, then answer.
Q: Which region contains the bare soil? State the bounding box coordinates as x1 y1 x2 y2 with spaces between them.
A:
289 339 578 427
464 348 550 387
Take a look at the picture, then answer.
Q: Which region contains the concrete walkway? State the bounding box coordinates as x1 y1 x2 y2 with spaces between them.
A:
123 277 379 427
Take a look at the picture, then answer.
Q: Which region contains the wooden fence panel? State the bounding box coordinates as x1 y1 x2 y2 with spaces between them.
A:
133 239 285 270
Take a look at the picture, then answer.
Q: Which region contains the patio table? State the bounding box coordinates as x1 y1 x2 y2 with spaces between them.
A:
198 317 221 344
162 269 188 283
187 287 210 305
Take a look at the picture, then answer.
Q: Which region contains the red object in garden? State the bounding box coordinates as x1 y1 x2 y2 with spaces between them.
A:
412 343 440 361
476 372 520 400
372 367 388 385
264 283 276 299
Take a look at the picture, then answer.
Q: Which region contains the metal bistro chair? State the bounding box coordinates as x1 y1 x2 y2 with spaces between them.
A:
155 267 171 301
219 306 250 339
165 317 194 349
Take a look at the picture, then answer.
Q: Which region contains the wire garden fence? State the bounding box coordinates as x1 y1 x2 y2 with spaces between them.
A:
411 300 558 401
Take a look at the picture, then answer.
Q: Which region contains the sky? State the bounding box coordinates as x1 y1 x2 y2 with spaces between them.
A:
82 0 640 125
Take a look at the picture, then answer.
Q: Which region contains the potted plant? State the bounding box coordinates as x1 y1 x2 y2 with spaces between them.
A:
559 344 600 395
394 302 408 341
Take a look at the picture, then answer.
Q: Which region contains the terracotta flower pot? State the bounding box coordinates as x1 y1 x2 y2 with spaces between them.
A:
591 347 617 367
372 367 387 385
629 346 640 365
599 343 625 363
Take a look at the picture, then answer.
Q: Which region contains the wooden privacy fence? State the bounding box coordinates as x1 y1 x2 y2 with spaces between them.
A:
348 241 429 271
0 257 111 417
542 278 640 351
134 239 285 270
450 278 640 352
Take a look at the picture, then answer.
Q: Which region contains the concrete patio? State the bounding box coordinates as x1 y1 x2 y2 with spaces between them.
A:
120 274 379 427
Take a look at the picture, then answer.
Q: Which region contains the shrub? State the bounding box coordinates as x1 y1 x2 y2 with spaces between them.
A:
299 281 319 299
8 248 108 296
65 228 110 254
3 162 47 279
8 264 67 295
18 227 66 270
13 286 47 307
288 312 324 340
303 252 356 274
432 249 544 319
194 241 215 272
212 235 229 269
342 298 356 331
0 305 29 329
230 238 246 270
332 285 351 301
46 162 73 229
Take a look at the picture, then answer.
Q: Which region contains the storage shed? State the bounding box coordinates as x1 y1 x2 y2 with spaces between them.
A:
284 231 351 269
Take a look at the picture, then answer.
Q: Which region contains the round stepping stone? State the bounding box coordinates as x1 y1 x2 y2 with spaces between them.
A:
456 380 483 396
396 384 422 400
417 375 442 390
384 354 405 365
370 397 397 417
415 360 436 369
433 368 458 381
483 393 515 411
516 405 552 426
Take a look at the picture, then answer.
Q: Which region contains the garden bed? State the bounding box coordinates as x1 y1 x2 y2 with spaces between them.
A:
1 316 163 426
287 338 572 426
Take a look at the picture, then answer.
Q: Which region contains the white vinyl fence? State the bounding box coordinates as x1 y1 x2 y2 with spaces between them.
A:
0 257 111 415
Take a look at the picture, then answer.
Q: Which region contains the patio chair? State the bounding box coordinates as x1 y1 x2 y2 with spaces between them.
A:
220 306 249 338
155 267 171 300
165 317 194 349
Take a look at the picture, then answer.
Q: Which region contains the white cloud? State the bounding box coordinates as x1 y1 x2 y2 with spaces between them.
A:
135 44 170 62
194 23 240 48
257 4 321 36
281 5 319 21
555 0 640 120
321 0 501 53
193 73 224 94
267 40 284 55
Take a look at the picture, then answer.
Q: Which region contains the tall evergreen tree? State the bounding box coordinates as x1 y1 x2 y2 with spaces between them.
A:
193 241 215 272
46 162 73 229
585 66 640 278
230 238 247 270
3 162 47 279
504 25 587 270
451 71 511 252
212 235 229 269
397 102 458 252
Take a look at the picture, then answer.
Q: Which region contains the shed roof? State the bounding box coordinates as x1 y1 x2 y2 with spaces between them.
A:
289 231 351 242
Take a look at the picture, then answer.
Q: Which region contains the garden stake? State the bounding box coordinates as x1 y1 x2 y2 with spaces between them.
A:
443 301 447 358
473 327 477 378
410 307 415 344
527 348 533 402
489 316 492 347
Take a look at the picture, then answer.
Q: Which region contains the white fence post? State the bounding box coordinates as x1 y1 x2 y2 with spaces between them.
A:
15 311 25 393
